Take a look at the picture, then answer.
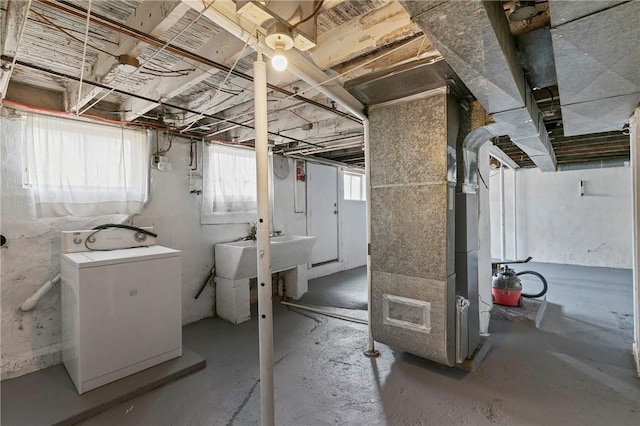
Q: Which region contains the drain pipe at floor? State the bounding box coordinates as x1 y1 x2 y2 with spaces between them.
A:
281 301 367 325
20 274 61 311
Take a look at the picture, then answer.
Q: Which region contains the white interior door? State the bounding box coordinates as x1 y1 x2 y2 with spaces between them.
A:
307 163 339 265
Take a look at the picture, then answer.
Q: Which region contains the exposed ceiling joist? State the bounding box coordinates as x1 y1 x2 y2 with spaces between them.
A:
0 0 32 98
490 144 520 169
309 0 419 70
180 0 366 120
122 33 247 121
67 0 191 112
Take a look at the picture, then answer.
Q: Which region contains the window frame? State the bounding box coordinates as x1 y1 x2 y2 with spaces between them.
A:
21 113 150 218
343 171 366 201
201 143 273 225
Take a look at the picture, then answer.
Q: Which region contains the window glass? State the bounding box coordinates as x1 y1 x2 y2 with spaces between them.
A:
202 143 257 224
23 114 149 218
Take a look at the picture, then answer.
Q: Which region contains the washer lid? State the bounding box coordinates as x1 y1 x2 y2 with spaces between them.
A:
62 245 181 268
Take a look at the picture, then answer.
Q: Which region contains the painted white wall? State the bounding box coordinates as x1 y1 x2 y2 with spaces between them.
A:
0 118 366 379
630 106 640 377
1 117 130 378
489 165 632 268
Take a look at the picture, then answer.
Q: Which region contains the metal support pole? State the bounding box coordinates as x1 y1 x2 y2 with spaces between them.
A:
512 169 517 260
363 119 380 358
254 50 275 426
499 164 506 261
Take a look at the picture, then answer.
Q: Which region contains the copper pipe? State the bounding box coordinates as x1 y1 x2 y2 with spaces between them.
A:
38 0 362 124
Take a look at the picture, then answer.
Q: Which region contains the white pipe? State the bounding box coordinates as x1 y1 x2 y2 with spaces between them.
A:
254 51 274 426
20 274 61 312
281 301 367 325
512 169 517 260
363 119 379 357
499 164 506 261
180 0 366 121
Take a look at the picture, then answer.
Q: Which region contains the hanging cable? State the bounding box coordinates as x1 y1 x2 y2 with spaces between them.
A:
78 0 218 116
179 16 264 133
156 131 173 155
30 8 116 57
190 139 199 170
75 0 93 115
292 0 324 28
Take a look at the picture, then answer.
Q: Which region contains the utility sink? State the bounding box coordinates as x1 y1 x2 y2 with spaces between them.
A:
214 235 316 280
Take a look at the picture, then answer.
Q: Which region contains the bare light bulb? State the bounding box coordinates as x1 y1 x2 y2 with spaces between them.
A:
272 50 287 71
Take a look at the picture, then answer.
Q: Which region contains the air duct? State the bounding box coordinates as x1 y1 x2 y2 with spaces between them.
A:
400 0 556 174
549 0 640 136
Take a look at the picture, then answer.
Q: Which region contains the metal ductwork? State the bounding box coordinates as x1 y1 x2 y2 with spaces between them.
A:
399 0 556 173
549 0 640 136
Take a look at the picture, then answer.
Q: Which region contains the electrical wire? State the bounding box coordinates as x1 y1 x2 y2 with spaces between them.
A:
477 166 489 190
190 139 198 170
75 0 93 116
30 8 115 57
179 14 264 133
292 0 324 28
3 0 32 97
25 10 117 45
38 0 359 125
156 131 173 155
270 34 433 111
78 0 218 116
84 224 158 251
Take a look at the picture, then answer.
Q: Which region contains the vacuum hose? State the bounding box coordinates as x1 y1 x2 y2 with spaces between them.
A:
516 270 548 298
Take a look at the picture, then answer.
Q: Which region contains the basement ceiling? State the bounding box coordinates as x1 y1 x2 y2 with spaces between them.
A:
0 0 635 168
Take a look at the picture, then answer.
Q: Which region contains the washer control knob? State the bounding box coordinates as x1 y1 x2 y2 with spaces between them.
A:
73 237 83 244
134 232 147 243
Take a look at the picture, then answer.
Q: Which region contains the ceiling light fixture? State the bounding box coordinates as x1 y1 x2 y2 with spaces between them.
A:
117 54 140 73
509 1 538 21
264 23 294 72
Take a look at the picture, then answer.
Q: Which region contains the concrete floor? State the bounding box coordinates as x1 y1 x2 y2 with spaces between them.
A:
78 262 638 425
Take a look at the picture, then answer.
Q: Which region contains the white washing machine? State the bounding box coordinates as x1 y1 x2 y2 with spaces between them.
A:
60 227 182 394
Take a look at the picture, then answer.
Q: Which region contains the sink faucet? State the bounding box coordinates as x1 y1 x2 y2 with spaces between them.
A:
271 230 282 237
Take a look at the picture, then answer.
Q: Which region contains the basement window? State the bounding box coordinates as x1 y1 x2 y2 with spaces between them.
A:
22 114 150 218
202 143 258 224
343 171 366 201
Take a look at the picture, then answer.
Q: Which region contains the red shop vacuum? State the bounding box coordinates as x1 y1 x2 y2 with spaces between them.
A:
492 257 548 307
